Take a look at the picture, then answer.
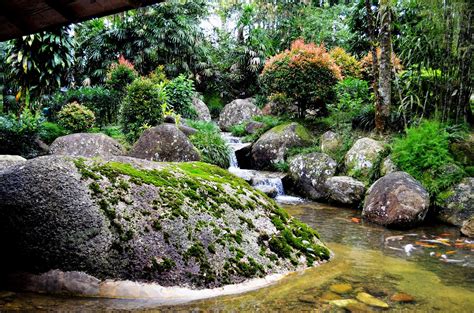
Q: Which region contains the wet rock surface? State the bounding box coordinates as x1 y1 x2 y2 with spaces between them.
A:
129 124 200 162
218 98 261 131
362 172 430 228
49 133 124 158
288 152 337 200
0 155 329 288
325 176 366 205
438 177 473 228
252 122 312 170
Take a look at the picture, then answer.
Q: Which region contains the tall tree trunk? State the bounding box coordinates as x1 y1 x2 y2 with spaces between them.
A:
457 1 473 125
377 0 392 133
364 0 380 129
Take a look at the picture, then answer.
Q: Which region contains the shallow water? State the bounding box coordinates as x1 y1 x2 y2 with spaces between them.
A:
1 202 473 312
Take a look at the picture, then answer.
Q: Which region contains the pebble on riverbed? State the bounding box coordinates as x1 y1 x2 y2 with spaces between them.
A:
329 283 353 294
390 292 415 303
356 292 389 308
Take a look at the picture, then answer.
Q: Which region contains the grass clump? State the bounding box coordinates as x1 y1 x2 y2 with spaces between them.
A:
186 120 231 168
392 120 464 198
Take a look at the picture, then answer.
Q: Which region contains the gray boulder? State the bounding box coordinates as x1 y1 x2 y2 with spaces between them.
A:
129 124 200 162
49 133 124 158
0 155 26 171
437 177 473 227
218 98 261 131
192 97 212 122
245 121 265 134
380 156 398 176
0 156 330 288
325 176 366 205
345 138 385 180
362 172 430 228
289 152 337 200
254 185 278 198
320 131 341 155
252 122 312 169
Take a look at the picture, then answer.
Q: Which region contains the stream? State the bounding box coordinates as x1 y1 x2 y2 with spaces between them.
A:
0 135 472 311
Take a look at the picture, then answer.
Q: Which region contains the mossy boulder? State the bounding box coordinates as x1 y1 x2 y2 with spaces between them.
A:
288 152 337 200
218 98 261 131
345 138 385 180
362 172 430 228
0 156 330 289
49 133 124 158
129 124 200 162
450 133 474 166
252 123 313 170
437 177 473 227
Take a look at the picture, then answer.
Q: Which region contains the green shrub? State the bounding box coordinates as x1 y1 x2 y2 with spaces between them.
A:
57 101 96 132
260 39 342 118
203 93 225 119
0 109 42 157
106 57 138 92
47 86 117 125
391 120 464 197
39 122 68 144
148 65 169 85
120 78 168 143
186 120 231 169
230 123 247 137
272 161 289 173
329 47 362 78
164 74 197 119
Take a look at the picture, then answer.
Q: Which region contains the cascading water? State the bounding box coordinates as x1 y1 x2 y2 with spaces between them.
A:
222 132 303 204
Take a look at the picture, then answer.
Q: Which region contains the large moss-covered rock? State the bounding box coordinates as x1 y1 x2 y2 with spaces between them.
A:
0 156 330 288
192 97 212 122
252 123 312 170
345 138 384 180
49 133 124 158
288 152 337 200
362 172 430 228
437 178 473 227
129 124 200 162
218 98 261 131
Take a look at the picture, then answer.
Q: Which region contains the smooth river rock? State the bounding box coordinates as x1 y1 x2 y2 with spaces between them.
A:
325 176 366 205
0 155 330 288
49 133 124 158
362 172 430 228
129 124 200 162
192 97 212 122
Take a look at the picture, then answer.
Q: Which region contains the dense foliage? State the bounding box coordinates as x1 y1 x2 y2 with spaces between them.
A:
260 39 342 118
164 75 197 119
391 120 464 197
120 78 168 142
57 102 96 133
106 56 139 93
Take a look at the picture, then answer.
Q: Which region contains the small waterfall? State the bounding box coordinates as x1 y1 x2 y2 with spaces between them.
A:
222 132 303 204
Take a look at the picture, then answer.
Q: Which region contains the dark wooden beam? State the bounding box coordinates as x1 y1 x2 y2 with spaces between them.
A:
0 2 36 34
46 0 78 21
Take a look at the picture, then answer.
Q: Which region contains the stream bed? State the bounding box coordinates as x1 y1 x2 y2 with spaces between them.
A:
1 201 472 312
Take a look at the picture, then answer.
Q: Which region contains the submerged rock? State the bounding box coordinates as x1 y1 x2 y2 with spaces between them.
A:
329 299 359 308
218 98 261 131
0 156 330 289
356 292 389 308
329 283 353 294
253 122 312 170
192 97 212 122
129 124 200 162
49 133 124 158
0 155 26 171
288 152 337 200
362 172 430 228
437 177 473 228
325 176 366 205
390 292 415 303
345 138 384 180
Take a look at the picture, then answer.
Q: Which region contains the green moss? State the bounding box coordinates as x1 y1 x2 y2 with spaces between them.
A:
152 220 162 231
238 216 255 229
270 122 312 143
89 182 102 195
152 257 176 273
